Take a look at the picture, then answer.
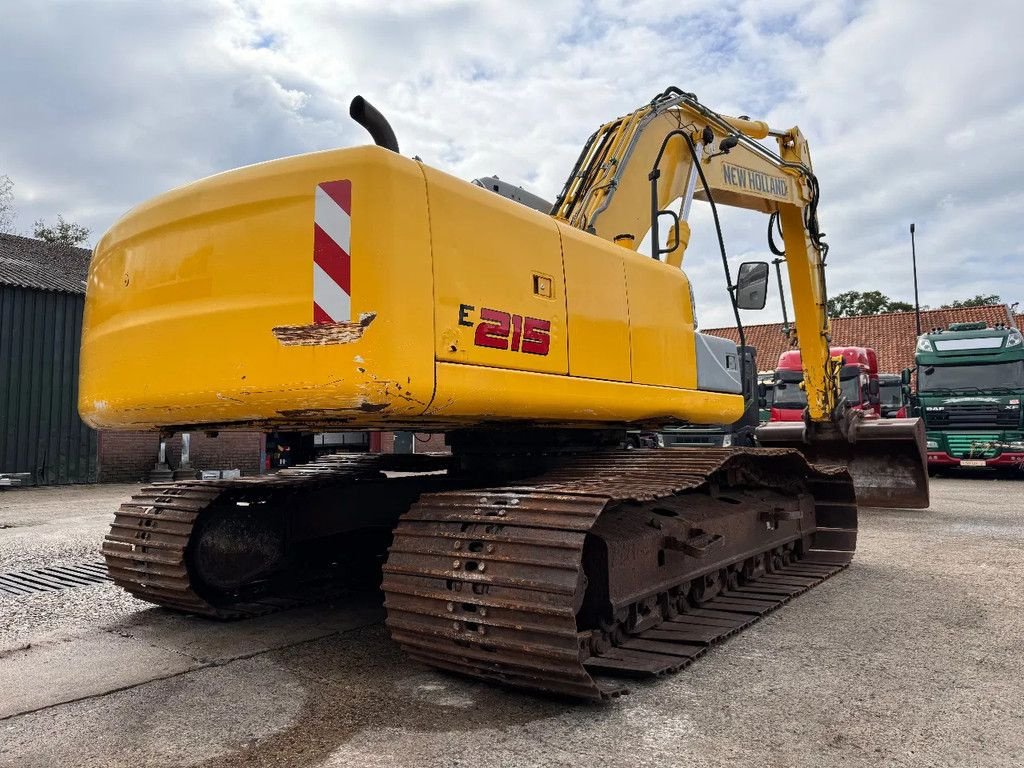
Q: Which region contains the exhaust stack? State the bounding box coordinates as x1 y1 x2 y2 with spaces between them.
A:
349 96 399 153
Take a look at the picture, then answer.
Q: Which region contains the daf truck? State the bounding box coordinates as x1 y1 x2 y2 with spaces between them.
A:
916 322 1024 471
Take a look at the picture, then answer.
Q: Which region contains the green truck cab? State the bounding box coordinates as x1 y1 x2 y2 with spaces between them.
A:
915 321 1024 471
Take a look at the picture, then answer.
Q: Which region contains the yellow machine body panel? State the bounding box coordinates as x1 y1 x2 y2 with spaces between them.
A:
623 256 697 389
558 227 631 382
80 146 744 432
425 166 569 376
427 363 738 424
80 147 437 430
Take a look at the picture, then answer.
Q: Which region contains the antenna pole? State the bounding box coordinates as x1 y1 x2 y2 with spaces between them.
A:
910 223 921 336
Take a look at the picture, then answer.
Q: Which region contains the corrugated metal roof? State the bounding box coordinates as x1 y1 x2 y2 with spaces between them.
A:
0 233 91 294
705 304 1017 374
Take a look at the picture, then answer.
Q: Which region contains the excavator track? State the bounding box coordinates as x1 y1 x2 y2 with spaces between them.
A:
382 447 857 700
103 453 452 619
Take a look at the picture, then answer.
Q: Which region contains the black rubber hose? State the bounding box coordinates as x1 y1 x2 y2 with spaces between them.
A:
768 211 786 257
349 96 399 153
677 131 748 401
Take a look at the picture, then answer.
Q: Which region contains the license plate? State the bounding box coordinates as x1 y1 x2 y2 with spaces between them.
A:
960 459 987 467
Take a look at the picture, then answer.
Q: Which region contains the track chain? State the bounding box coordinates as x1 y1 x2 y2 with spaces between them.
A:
102 453 445 618
382 448 857 700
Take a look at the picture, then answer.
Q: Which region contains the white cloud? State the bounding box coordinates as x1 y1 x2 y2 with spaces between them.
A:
2 0 1021 328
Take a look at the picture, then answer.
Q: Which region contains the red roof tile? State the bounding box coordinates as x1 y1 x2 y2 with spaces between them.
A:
704 305 1017 374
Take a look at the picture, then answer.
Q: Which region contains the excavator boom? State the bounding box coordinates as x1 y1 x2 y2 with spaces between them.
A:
552 87 928 508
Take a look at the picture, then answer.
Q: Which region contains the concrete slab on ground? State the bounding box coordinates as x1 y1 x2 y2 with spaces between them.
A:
0 477 1022 767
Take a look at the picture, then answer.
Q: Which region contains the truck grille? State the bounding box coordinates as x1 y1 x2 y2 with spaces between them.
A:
926 403 1019 429
945 433 1002 459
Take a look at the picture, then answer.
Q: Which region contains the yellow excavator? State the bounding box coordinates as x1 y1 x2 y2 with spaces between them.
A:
80 87 927 700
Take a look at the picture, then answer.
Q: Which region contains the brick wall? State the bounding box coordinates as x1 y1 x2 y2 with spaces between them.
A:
96 431 160 483
166 432 265 476
97 428 450 481
377 432 449 454
97 430 265 482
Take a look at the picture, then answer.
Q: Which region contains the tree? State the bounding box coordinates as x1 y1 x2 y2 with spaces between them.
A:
0 175 14 233
32 215 90 247
827 290 914 318
942 294 1002 308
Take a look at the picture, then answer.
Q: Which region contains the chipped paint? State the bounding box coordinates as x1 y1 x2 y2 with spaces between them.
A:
272 312 377 347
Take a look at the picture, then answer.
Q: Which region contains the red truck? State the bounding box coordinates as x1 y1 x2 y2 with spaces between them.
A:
769 346 881 422
877 373 910 418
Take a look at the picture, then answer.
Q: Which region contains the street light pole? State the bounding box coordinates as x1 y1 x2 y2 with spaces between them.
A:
910 223 921 336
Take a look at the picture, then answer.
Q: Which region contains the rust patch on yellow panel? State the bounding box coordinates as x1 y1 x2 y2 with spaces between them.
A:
272 312 377 346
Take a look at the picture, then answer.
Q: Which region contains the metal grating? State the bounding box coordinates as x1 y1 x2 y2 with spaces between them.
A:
0 562 108 596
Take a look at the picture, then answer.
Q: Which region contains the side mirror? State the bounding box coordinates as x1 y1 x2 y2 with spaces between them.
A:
868 379 880 396
734 261 769 310
901 368 912 386
757 382 767 408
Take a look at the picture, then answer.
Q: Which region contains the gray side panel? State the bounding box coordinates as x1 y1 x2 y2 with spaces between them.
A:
472 177 553 214
695 332 741 393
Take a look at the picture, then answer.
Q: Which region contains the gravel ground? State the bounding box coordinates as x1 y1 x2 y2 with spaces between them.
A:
0 477 1022 767
0 483 142 648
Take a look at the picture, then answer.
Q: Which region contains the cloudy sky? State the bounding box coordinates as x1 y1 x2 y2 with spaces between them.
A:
2 0 1021 327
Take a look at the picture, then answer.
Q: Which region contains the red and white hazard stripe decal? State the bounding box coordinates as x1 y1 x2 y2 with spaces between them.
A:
312 180 352 324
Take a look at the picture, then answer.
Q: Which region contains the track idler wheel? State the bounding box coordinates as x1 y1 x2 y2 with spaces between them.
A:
190 507 285 592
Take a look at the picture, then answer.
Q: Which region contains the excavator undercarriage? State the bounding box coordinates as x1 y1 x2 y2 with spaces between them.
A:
104 444 856 699
103 453 453 618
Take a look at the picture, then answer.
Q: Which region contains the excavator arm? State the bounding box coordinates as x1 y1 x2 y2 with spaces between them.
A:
552 87 839 420
552 87 928 507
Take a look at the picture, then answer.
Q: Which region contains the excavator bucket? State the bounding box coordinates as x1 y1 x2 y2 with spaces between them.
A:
756 416 929 509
